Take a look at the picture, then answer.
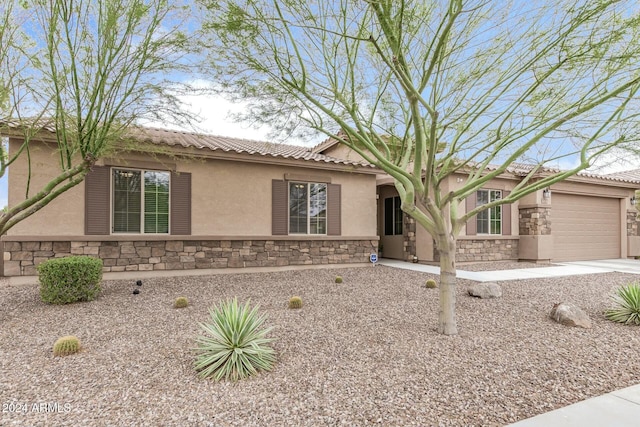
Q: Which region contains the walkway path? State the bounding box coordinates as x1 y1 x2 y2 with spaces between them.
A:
379 258 640 282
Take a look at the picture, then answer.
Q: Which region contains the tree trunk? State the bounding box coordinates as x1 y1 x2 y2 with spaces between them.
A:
437 236 458 335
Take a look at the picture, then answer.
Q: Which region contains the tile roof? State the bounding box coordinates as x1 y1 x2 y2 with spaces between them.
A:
603 168 640 182
0 120 376 169
506 163 640 184
125 126 376 168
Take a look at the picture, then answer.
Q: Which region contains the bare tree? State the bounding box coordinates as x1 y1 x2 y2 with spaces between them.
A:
197 0 640 334
0 0 196 234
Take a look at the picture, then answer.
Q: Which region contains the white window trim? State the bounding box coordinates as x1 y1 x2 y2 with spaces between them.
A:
288 181 328 235
110 167 171 235
476 189 502 235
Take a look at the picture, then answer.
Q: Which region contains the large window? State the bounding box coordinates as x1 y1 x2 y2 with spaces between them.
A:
476 189 501 234
384 196 403 235
289 182 327 234
113 169 170 234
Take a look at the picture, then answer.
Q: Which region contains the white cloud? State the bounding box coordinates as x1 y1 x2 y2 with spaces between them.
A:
587 148 640 175
148 80 324 147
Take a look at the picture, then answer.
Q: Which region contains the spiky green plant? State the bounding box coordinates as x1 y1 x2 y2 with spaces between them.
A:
425 279 438 289
605 284 640 325
335 276 343 284
53 335 80 356
288 296 303 309
174 297 189 309
194 298 275 381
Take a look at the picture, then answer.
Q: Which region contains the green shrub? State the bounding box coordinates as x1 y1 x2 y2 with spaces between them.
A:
174 297 189 309
288 296 303 309
53 335 80 357
195 298 276 381
425 279 438 289
335 276 343 284
38 256 103 304
605 283 640 325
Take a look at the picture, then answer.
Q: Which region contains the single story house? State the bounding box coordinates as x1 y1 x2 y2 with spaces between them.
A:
312 138 640 264
3 125 640 276
1 126 380 276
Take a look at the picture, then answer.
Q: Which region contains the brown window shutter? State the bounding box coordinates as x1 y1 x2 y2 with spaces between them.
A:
272 180 288 235
171 172 191 235
465 191 477 236
85 166 110 235
502 190 511 235
327 183 341 236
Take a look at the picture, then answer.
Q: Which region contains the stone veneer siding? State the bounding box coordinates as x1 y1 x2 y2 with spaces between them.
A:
434 238 519 263
627 210 639 237
2 238 378 276
519 206 551 236
402 214 417 262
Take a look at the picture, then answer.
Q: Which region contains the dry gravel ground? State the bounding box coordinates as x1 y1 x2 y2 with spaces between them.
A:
1 266 639 427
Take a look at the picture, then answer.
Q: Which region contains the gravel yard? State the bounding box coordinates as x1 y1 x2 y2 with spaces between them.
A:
1 266 639 426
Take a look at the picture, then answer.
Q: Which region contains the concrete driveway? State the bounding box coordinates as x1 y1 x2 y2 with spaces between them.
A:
379 258 640 282
558 258 640 275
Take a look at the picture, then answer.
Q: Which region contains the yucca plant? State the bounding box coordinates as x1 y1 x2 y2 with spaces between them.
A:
605 284 640 325
194 298 276 381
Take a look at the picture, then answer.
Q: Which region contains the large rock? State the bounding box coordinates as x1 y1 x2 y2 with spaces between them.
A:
550 303 592 329
468 282 502 299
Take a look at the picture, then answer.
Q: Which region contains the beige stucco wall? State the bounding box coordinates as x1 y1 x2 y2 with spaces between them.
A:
322 144 370 164
8 139 86 235
7 140 377 238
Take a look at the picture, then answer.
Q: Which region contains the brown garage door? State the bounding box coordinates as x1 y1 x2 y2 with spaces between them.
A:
552 193 621 261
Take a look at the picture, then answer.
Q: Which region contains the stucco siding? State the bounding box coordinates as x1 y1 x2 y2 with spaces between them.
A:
8 139 85 236
7 141 377 238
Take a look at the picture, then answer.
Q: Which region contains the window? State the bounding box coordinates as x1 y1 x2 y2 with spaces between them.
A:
112 168 170 234
476 189 501 234
289 182 327 234
384 196 403 235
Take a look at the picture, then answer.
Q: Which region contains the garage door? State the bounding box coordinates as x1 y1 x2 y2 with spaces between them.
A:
552 193 621 261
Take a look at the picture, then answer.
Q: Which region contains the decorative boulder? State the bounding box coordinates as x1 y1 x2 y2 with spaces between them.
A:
468 282 502 299
550 303 592 329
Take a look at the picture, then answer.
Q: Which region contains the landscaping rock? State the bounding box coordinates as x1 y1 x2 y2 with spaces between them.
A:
468 282 502 299
550 302 592 329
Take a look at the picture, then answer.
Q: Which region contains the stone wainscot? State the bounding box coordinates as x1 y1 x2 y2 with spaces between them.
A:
2 237 379 276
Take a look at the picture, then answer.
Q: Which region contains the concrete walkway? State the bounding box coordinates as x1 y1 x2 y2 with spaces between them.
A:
380 257 640 426
378 258 640 282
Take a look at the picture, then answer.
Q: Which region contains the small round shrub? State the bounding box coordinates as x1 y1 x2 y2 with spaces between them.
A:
605 283 640 325
174 297 189 308
335 276 343 284
425 279 438 289
53 336 80 357
288 296 303 309
195 298 275 381
38 256 103 304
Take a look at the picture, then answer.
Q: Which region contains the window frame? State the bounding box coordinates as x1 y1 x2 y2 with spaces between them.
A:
110 167 171 235
288 181 328 235
476 189 502 235
384 196 403 236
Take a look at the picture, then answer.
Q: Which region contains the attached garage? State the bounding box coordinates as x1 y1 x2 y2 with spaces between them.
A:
552 193 621 261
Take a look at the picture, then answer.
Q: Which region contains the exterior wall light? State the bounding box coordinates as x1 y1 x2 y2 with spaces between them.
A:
542 188 551 199
631 196 637 206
